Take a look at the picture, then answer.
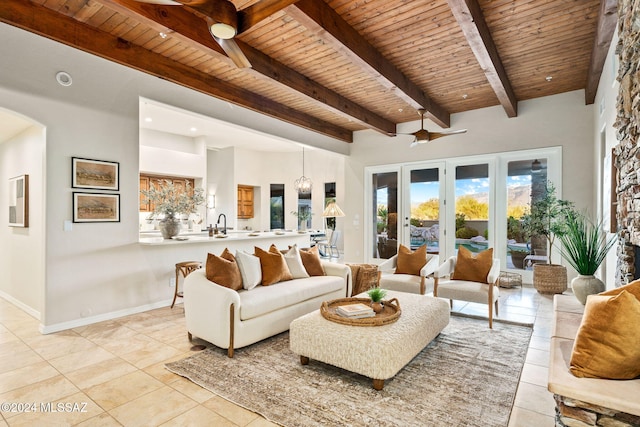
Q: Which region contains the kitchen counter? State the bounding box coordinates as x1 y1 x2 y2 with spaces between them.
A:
139 230 313 249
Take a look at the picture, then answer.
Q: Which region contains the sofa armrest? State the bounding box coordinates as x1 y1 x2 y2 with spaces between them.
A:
321 261 352 297
183 269 242 346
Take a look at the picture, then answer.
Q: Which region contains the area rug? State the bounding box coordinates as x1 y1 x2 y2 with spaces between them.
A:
166 316 532 427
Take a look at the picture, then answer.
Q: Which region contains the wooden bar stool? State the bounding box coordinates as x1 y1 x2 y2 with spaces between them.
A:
172 261 202 309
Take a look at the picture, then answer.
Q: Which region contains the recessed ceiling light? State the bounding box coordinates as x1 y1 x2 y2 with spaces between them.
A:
462 94 468 99
159 32 167 39
55 71 72 87
546 76 553 81
190 127 197 132
145 117 153 123
398 108 403 112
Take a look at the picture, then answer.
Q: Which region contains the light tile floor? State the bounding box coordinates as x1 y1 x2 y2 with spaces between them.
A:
0 284 557 426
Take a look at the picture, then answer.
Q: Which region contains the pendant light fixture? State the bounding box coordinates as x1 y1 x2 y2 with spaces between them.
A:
294 147 312 194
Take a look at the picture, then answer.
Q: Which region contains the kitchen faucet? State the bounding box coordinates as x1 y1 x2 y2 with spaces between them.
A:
217 213 227 235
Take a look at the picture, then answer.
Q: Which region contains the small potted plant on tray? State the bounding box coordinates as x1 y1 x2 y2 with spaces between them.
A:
367 287 387 313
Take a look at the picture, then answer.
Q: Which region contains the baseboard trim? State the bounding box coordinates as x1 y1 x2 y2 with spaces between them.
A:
39 299 175 334
0 290 41 320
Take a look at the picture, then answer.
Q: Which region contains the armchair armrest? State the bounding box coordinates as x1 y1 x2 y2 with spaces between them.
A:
436 256 457 278
377 255 398 274
487 258 501 284
420 254 440 277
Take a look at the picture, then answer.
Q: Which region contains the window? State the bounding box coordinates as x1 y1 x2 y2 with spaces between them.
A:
270 184 284 229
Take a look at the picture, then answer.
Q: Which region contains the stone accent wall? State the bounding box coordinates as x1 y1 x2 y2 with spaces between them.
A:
613 0 640 285
554 395 640 427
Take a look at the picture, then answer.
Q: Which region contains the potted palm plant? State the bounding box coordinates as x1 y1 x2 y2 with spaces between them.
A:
142 180 204 239
521 181 575 293
558 211 616 304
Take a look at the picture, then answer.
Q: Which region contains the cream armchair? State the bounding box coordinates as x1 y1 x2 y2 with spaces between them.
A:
377 254 439 295
433 255 501 328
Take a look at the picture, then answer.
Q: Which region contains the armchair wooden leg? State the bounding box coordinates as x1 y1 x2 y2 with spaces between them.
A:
495 300 499 317
488 299 493 329
449 299 453 309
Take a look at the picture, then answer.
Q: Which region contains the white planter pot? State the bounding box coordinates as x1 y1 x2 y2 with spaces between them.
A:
571 275 605 305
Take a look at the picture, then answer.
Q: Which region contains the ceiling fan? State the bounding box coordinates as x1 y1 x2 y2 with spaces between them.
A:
134 0 251 68
399 109 467 148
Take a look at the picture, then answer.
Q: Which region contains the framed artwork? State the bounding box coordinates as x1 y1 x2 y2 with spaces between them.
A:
72 157 119 191
73 192 120 223
9 174 29 227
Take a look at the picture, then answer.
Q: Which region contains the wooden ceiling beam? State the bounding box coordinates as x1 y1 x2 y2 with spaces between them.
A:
103 0 395 134
288 0 451 129
237 0 300 35
0 0 352 142
585 0 617 105
447 0 518 117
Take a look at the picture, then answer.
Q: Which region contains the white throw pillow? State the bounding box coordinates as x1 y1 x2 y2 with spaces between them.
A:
284 245 310 279
235 250 262 290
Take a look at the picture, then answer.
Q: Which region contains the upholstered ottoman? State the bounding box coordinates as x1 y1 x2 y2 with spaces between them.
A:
289 290 450 390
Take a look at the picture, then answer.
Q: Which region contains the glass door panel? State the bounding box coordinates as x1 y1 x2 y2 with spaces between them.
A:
403 165 444 255
454 164 490 256
505 158 548 270
371 171 399 259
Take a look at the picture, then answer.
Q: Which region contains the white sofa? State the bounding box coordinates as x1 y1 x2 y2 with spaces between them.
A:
184 261 351 357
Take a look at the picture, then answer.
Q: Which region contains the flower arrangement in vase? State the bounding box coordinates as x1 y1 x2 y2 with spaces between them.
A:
142 180 204 239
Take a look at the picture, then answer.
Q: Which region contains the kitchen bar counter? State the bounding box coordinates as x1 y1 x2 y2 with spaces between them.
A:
139 230 312 252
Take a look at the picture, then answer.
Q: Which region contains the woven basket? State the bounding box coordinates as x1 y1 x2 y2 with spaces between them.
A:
498 271 522 288
533 264 567 294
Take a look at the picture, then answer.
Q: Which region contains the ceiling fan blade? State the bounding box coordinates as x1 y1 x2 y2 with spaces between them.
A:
428 129 467 141
214 37 252 68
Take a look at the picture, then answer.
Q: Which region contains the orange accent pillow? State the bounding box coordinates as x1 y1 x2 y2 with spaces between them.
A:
395 244 427 276
452 246 493 284
205 248 242 291
254 246 293 286
299 246 326 276
570 291 640 379
600 279 640 301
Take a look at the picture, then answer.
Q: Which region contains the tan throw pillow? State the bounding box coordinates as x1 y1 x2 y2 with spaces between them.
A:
254 246 293 286
600 279 640 301
299 246 326 276
452 246 493 284
569 291 640 379
205 248 242 291
395 244 427 276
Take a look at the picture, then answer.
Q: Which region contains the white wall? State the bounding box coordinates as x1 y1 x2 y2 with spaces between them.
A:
345 90 596 263
0 124 45 317
593 29 620 289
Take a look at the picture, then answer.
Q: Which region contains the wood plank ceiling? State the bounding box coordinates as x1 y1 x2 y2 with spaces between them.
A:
0 0 615 143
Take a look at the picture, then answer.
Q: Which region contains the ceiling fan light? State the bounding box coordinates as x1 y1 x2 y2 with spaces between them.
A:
210 22 236 39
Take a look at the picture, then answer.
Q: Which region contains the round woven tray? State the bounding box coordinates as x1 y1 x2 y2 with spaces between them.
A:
320 297 401 326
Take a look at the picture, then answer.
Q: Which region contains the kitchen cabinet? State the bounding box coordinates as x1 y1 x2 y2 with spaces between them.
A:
238 185 254 219
139 174 194 213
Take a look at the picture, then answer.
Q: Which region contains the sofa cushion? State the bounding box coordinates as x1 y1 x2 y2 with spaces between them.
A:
205 249 242 291
239 276 345 320
254 246 293 286
299 246 326 276
570 291 640 379
235 250 262 290
452 246 493 284
284 245 310 279
395 244 426 276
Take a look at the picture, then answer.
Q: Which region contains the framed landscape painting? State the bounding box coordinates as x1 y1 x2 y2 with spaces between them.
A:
73 192 120 223
72 157 119 191
9 174 29 227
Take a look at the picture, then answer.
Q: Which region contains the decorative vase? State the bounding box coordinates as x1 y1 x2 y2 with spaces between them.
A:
159 216 181 239
571 275 605 305
533 264 567 294
371 301 384 313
